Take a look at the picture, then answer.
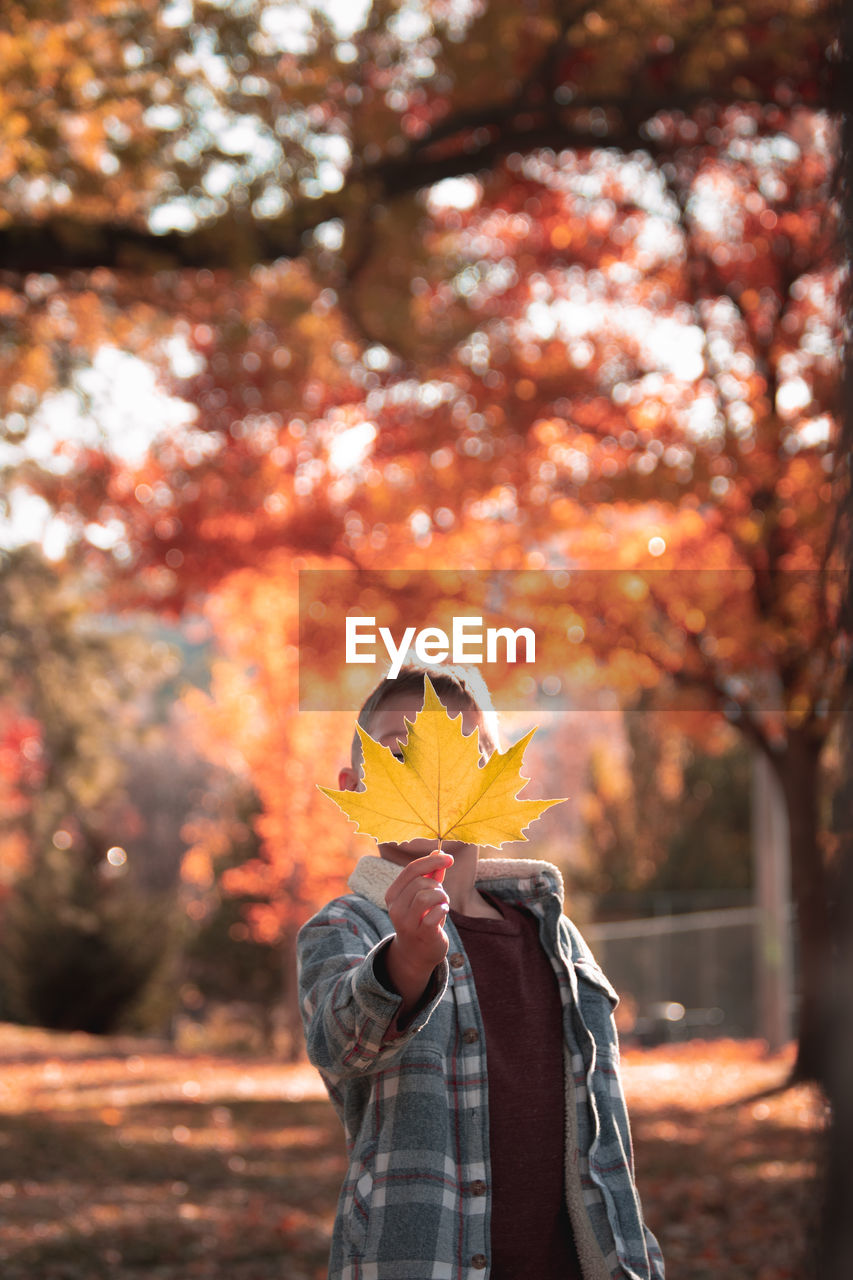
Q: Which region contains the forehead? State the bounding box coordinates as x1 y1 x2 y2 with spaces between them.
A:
367 689 481 743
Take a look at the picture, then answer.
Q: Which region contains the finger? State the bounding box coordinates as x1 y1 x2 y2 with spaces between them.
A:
398 874 449 918
413 885 449 914
385 852 453 905
420 901 450 928
396 884 449 924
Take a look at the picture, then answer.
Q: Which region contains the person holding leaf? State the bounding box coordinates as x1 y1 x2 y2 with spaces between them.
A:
297 665 664 1280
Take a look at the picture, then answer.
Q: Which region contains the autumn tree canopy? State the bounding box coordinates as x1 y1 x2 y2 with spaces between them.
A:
2 1 840 601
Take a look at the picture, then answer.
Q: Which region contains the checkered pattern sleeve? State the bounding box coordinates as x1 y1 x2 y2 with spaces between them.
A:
559 915 666 1280
297 896 449 1081
645 1225 666 1280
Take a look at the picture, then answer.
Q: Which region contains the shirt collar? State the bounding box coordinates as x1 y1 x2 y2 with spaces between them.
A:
348 853 564 911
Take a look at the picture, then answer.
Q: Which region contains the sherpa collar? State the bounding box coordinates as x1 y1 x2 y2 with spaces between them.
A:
347 853 564 911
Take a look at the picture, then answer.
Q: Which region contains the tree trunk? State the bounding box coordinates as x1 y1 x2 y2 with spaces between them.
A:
818 685 853 1272
770 729 829 1083
820 3 853 1253
752 751 793 1051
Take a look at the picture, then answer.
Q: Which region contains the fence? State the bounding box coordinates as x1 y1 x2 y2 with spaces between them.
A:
584 906 796 1045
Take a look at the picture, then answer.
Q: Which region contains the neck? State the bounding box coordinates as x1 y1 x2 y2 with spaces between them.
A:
442 845 500 917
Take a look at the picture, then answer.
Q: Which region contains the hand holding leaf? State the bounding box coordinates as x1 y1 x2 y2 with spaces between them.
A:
319 677 566 849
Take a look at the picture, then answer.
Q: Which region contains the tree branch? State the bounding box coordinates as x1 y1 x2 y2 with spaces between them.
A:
643 579 779 758
0 66 831 277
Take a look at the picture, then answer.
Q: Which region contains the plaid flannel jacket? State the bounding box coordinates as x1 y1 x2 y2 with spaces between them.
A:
297 855 665 1280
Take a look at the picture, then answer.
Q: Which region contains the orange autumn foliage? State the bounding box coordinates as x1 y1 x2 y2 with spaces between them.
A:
180 556 361 940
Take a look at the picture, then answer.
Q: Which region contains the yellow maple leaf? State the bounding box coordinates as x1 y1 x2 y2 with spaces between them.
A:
318 677 566 849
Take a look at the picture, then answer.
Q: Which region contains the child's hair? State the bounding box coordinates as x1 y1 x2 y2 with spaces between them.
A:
351 662 501 768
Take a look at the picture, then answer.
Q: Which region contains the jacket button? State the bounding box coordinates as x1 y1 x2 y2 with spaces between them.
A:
472 1255 487 1269
462 1027 479 1044
449 952 465 968
468 1180 486 1196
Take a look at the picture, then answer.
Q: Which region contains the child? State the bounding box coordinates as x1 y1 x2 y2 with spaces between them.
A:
297 665 664 1280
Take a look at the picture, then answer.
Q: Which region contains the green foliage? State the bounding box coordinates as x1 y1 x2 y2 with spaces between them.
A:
0 547 185 1032
653 745 752 893
0 546 172 853
0 851 179 1034
581 711 752 911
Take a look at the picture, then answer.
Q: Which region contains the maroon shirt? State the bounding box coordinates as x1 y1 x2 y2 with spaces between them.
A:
449 893 582 1280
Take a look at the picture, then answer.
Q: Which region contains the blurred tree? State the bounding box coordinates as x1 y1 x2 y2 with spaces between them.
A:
580 708 751 910
0 547 169 859
0 546 182 1031
115 728 219 894
0 850 179 1034
179 557 358 1056
181 782 285 1052
0 0 834 277
655 743 752 896
1 1 838 586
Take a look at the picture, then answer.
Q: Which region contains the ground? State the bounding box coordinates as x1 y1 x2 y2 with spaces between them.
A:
0 1025 826 1279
